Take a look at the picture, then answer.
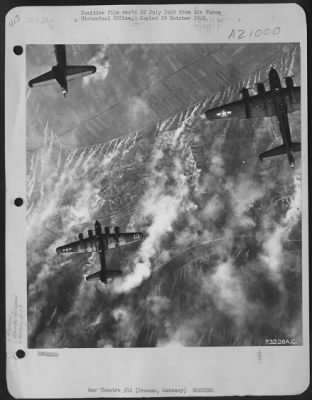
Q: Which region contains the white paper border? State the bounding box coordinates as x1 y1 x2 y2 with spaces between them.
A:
5 3 309 398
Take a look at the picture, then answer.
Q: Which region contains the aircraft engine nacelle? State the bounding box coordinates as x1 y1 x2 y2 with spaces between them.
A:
88 230 94 238
78 233 83 241
285 77 294 89
257 83 265 95
114 226 120 235
240 87 251 118
285 77 295 103
240 87 250 99
104 226 110 235
256 82 270 116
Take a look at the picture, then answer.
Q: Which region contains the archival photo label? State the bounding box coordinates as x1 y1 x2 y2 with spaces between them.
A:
5 3 309 398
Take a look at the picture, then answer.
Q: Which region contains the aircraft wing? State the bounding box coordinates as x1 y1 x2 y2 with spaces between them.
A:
107 232 144 249
28 70 56 87
56 232 143 254
56 236 99 254
202 87 300 121
64 65 96 81
202 92 277 120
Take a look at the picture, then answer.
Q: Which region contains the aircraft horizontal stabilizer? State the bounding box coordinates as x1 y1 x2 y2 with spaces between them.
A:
259 145 287 160
86 270 101 281
28 70 56 87
64 65 96 80
106 270 122 277
85 269 122 281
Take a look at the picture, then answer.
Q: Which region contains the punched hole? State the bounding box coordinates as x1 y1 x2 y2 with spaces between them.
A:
14 197 24 207
16 349 25 359
13 45 23 55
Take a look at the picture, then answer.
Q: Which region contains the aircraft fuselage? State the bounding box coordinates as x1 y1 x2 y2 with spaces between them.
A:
55 45 67 67
53 45 68 95
95 221 107 283
269 68 293 155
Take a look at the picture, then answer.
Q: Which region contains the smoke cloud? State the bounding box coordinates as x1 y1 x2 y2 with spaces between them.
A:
82 45 110 86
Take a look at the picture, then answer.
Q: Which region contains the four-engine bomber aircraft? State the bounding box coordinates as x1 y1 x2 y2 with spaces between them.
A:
56 221 143 284
201 67 301 168
28 45 96 97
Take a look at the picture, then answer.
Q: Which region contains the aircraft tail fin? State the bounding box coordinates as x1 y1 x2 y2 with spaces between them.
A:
259 144 287 160
291 142 301 152
64 65 96 81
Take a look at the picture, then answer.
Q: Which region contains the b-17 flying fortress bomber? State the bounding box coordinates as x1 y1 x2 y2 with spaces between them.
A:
56 221 144 284
201 67 301 168
28 44 96 97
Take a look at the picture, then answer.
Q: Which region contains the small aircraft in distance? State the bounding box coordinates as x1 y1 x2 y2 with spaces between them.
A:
28 45 96 97
201 67 301 168
56 221 144 284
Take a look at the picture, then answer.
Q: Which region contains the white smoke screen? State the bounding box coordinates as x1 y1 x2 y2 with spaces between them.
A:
26 44 302 348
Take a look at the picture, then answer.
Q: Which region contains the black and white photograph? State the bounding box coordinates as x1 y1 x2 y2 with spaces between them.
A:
26 42 302 349
5 3 309 397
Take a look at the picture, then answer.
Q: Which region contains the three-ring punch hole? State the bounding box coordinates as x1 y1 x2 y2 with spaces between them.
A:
13 46 23 55
14 198 24 207
16 349 26 359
